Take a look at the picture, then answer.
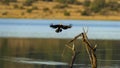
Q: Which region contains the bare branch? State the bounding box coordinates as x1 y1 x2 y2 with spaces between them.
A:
83 27 88 34
67 33 82 44
81 32 97 68
63 29 97 68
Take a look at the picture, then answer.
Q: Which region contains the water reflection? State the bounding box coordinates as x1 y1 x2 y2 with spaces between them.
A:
0 57 68 65
0 38 120 68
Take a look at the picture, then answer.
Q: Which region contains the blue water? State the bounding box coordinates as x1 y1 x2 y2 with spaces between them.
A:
0 18 120 40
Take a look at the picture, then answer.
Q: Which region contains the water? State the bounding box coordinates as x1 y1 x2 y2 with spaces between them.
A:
0 18 120 39
0 38 120 68
0 18 120 68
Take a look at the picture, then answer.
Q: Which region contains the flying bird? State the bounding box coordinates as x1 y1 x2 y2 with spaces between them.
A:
50 24 72 33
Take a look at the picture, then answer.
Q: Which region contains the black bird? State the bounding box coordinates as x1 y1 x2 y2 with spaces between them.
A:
50 24 72 33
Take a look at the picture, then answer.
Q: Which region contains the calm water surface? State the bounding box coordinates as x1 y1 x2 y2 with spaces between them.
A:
0 38 120 68
0 18 120 39
0 19 120 68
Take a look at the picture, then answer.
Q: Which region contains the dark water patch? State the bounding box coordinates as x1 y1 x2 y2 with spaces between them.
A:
0 38 120 68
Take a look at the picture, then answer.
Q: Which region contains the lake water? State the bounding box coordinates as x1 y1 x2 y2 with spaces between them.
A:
0 18 120 39
0 18 120 68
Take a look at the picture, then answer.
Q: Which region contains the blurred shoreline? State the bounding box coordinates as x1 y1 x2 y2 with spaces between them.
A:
0 15 120 21
0 1 120 21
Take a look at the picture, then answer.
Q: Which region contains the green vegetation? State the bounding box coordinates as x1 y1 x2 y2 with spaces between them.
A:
13 4 25 9
26 6 38 13
55 0 77 4
23 0 38 6
90 0 106 13
106 1 120 11
26 8 33 13
1 0 119 14
82 0 120 15
64 10 70 16
24 0 33 6
2 12 8 15
32 6 38 10
42 0 53 1
13 4 19 9
54 4 69 9
43 7 50 12
81 9 91 16
83 0 91 7
19 6 25 9
2 0 17 5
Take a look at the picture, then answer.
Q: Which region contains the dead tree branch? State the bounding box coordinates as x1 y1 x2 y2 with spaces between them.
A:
66 30 97 68
81 33 97 68
64 42 80 68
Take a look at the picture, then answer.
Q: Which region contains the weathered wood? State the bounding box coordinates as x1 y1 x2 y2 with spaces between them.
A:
81 32 97 68
66 31 97 68
65 43 80 68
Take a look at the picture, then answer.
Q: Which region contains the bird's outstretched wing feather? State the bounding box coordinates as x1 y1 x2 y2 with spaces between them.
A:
50 24 59 29
62 24 72 30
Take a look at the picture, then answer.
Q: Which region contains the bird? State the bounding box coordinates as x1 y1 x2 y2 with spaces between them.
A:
50 24 72 33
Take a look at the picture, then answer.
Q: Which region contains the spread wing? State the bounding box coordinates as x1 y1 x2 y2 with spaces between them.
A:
62 24 72 30
50 24 59 29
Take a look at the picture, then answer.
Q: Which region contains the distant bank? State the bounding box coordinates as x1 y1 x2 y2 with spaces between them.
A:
0 1 120 21
0 16 120 21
